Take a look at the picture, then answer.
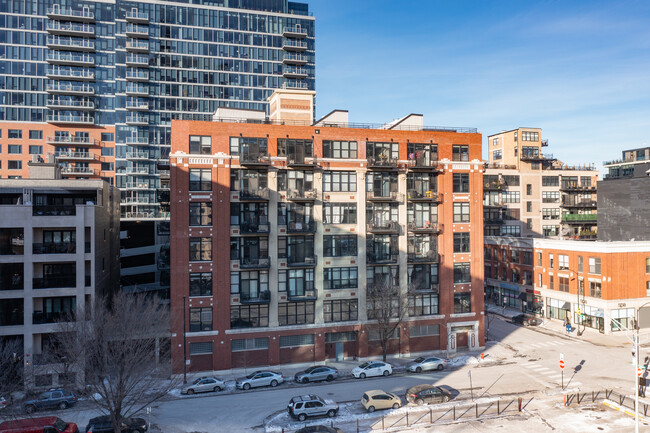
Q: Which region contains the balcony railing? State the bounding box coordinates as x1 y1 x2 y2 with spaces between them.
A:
282 53 308 65
125 84 149 96
125 137 149 146
46 83 94 95
126 114 148 125
47 67 95 80
47 36 95 51
47 99 95 110
125 24 149 37
561 214 598 223
55 151 95 160
406 156 440 170
126 40 149 52
560 184 596 192
126 55 149 67
47 115 94 125
287 156 317 167
33 276 76 289
484 218 504 225
367 156 399 169
239 257 271 269
126 70 149 81
562 201 597 208
287 220 316 233
47 7 95 21
367 221 400 234
282 67 308 78
61 166 95 175
33 242 76 254
47 135 97 146
367 252 399 264
239 222 270 234
33 205 76 216
33 311 75 325
286 189 317 201
126 11 149 23
283 26 308 37
238 188 270 201
282 39 308 51
407 252 440 263
287 255 317 267
46 52 94 66
407 190 439 202
367 191 403 202
125 152 149 160
407 222 441 233
520 152 554 161
239 153 271 166
239 290 271 304
287 289 317 301
46 22 95 36
126 100 149 111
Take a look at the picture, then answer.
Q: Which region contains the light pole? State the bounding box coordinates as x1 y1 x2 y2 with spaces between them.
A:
182 296 187 385
633 302 650 433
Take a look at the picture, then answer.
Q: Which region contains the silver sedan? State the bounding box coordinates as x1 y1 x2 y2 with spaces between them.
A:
236 370 284 390
181 376 225 395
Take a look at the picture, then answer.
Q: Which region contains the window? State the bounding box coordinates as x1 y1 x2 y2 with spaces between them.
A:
324 267 358 290
484 247 492 260
521 131 539 141
323 203 357 224
543 208 560 220
502 191 520 203
549 254 554 268
542 176 559 186
189 169 211 191
559 277 569 292
28 145 42 155
230 136 268 157
189 202 212 226
526 184 532 195
452 145 469 161
189 272 212 297
278 302 315 326
322 140 357 159
8 145 22 154
492 137 500 146
231 338 269 351
558 254 569 270
29 130 42 140
453 263 471 284
189 342 212 355
323 235 357 257
323 299 358 322
323 171 357 192
279 334 314 347
408 263 438 290
189 237 211 261
493 149 502 160
189 307 212 332
537 252 542 266
578 256 583 272
277 139 313 159
526 201 532 212
280 268 313 296
453 203 470 223
502 175 520 186
580 176 592 187
101 147 114 156
543 225 558 236
590 281 602 298
646 258 650 274
550 275 554 290
8 130 22 139
454 293 471 313
527 218 533 229
453 173 469 193
542 191 560 203
408 293 439 316
101 133 114 142
589 257 601 274
8 161 22 170
453 233 470 253
647 281 650 297
410 324 440 337
189 135 212 154
485 265 492 278
501 225 521 236
523 252 533 265
230 305 269 328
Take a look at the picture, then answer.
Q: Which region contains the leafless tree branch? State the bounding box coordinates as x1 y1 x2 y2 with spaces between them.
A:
367 277 408 362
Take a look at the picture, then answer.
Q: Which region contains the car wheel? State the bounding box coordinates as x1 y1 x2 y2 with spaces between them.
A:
301 377 309 384
359 373 366 379
383 370 390 376
437 364 444 371
270 379 278 387
26 405 35 414
327 409 337 418
392 403 400 409
298 413 307 422
213 386 221 392
443 395 450 402
367 406 375 413
326 375 334 382
415 367 422 373
415 398 424 406
58 402 68 410
187 389 195 395
243 383 251 390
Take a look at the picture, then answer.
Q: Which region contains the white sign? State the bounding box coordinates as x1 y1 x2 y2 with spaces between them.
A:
560 353 564 362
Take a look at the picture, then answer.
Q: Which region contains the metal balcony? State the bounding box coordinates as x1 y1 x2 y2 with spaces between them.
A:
483 218 505 225
407 190 439 202
239 290 271 304
286 189 317 201
125 137 149 146
239 256 271 269
483 181 503 191
47 67 95 81
561 200 597 208
33 275 77 289
122 183 150 190
125 84 149 96
46 22 95 37
61 166 95 175
283 81 309 90
125 11 149 23
125 40 149 53
520 152 555 162
124 167 152 175
560 184 597 192
47 115 94 125
287 220 316 234
287 255 317 267
120 197 151 205
125 55 149 67
46 52 94 66
406 156 440 171
287 289 317 301
125 152 149 160
366 191 403 202
238 221 270 234
407 222 441 233
54 151 95 160
46 83 94 96
239 153 271 166
47 135 97 146
367 252 399 264
282 26 308 38
47 99 95 111
367 221 400 234
46 7 95 22
126 114 148 126
47 36 95 51
367 156 399 169
238 188 270 201
126 100 149 111
407 252 440 263
282 53 308 65
561 214 598 224
283 67 308 79
126 70 149 81
287 156 317 168
125 25 149 38
282 39 308 51
32 242 76 254
33 311 76 325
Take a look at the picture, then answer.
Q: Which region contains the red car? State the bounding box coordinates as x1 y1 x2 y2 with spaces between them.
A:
0 416 78 433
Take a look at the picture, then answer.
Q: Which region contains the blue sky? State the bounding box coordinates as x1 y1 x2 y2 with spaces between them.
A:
309 0 650 168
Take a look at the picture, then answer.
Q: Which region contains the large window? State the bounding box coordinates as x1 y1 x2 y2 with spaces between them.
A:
542 191 560 203
558 276 569 292
189 169 211 191
542 208 560 220
323 203 357 224
323 299 358 322
367 265 399 287
453 263 471 283
8 145 21 154
189 237 211 261
452 145 469 161
410 324 440 337
590 281 602 298
279 334 314 347
189 135 211 154
324 267 358 290
189 272 212 297
502 191 520 203
453 233 470 253
230 305 269 328
8 129 22 139
543 225 558 237
229 136 268 157
237 271 269 299
278 302 315 326
407 172 437 197
189 307 212 332
323 171 357 192
189 342 212 355
408 293 439 316
278 269 314 297
588 257 601 274
277 138 313 159
407 202 437 229
558 254 569 270
189 202 212 226
542 176 559 186
453 173 469 193
232 338 269 351
322 140 357 159
323 235 357 257
367 142 399 161
521 131 539 141
453 203 470 223
454 293 471 313
408 263 438 291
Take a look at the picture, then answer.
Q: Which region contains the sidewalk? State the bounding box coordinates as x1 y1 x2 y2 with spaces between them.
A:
486 303 632 348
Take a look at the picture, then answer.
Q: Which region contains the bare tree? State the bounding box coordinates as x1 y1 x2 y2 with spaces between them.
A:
54 292 177 432
367 277 407 362
0 337 23 418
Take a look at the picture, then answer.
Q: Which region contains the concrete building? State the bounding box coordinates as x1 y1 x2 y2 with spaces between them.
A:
168 96 485 373
484 128 598 239
0 157 120 388
599 147 650 242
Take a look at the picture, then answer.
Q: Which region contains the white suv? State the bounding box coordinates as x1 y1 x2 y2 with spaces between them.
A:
288 394 339 422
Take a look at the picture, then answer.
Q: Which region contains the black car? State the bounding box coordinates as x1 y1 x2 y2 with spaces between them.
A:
405 385 451 405
295 426 343 433
511 314 542 326
85 415 147 433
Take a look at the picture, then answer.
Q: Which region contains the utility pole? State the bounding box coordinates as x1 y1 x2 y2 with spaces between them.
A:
635 315 639 433
183 296 187 385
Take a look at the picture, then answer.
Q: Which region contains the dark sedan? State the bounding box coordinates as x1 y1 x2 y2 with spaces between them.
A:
405 385 451 405
511 314 542 326
85 415 147 433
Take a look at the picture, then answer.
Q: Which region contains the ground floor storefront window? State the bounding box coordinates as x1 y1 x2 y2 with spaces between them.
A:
546 297 570 322
611 308 635 332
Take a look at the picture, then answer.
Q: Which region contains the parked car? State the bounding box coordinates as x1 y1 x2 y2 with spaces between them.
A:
0 416 78 433
294 366 339 384
407 356 448 373
295 426 343 433
405 385 451 405
0 396 7 410
85 415 147 433
287 394 339 422
360 390 401 412
24 389 77 414
181 376 225 395
235 370 284 390
511 314 542 326
352 361 392 379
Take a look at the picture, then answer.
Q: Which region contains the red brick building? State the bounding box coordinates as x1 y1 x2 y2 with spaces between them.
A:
169 109 485 373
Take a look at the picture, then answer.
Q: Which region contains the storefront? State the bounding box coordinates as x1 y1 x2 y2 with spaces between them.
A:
576 304 604 333
611 308 635 332
546 297 571 322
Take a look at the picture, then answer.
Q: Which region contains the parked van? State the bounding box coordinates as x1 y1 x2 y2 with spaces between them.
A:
0 416 78 433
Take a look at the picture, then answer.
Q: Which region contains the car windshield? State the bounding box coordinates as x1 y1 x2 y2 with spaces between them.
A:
358 362 370 368
414 357 424 363
54 419 69 431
